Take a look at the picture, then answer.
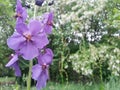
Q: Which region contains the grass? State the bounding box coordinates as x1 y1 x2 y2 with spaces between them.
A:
0 77 120 90
0 77 15 82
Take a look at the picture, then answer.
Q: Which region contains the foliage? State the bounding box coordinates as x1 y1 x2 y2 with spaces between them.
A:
0 0 16 77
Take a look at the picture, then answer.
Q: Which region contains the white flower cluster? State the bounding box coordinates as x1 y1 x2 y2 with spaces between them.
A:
57 0 107 25
47 0 108 44
68 44 120 76
108 48 120 76
69 49 93 75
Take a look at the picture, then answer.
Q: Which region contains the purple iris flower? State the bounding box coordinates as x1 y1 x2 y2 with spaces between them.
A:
32 48 53 90
15 0 27 23
7 20 49 60
42 12 54 34
6 53 21 76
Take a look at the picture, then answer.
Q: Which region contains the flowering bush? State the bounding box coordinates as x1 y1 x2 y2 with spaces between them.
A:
68 44 120 80
48 0 120 82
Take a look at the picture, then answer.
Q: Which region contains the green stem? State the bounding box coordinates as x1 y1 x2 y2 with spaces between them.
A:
27 60 33 90
34 5 37 19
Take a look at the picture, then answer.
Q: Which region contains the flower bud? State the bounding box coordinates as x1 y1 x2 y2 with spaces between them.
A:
35 0 44 6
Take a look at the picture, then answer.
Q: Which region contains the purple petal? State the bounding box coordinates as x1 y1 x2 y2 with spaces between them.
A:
32 32 49 49
20 42 39 60
5 54 18 67
12 62 21 76
36 70 49 90
42 12 53 34
47 48 54 57
42 13 49 24
48 12 54 22
38 48 53 65
7 32 25 50
16 0 23 14
43 25 52 34
42 12 53 24
15 23 28 34
22 7 27 21
5 53 21 77
32 64 42 80
15 0 27 23
28 20 42 35
16 18 23 24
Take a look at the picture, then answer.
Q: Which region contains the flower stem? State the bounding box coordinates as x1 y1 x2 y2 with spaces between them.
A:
27 60 33 90
34 4 37 19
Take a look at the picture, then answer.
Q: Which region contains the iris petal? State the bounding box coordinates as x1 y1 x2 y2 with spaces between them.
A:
16 0 23 14
32 64 42 80
48 12 54 22
22 7 27 21
12 62 21 76
32 33 49 49
42 12 54 34
38 48 53 65
16 23 28 34
43 25 52 34
36 70 48 90
28 20 42 35
5 54 21 77
20 42 39 60
5 54 18 67
15 0 27 24
7 32 25 50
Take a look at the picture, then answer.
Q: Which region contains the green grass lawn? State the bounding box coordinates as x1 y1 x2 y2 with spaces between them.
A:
0 77 120 90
